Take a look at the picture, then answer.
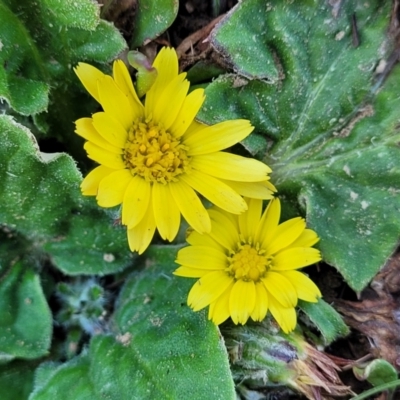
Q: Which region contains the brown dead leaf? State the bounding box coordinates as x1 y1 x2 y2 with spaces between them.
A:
336 253 400 369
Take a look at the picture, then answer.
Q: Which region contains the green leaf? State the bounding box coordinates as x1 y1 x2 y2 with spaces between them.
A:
186 61 225 85
66 20 127 63
97 245 235 399
241 133 269 157
0 229 30 275
0 116 134 276
30 246 235 399
43 207 135 276
0 0 125 120
35 0 100 30
131 0 179 48
0 360 36 400
0 115 81 238
0 262 52 360
353 359 398 386
298 299 349 345
211 2 278 81
30 357 96 400
0 2 49 115
198 0 398 291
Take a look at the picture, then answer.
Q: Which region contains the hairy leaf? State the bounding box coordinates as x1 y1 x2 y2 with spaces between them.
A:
299 299 349 345
30 357 96 400
0 116 81 238
131 0 178 48
0 360 36 400
199 0 398 291
0 262 52 360
103 245 235 399
0 0 125 123
44 207 134 276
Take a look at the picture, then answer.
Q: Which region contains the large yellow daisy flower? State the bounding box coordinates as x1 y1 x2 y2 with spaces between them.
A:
174 198 322 333
74 47 275 254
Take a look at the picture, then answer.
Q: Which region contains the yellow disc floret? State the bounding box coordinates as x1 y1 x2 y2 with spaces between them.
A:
123 118 190 184
227 243 271 282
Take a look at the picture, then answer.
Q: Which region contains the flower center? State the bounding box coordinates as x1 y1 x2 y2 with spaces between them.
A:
123 118 190 184
227 244 271 282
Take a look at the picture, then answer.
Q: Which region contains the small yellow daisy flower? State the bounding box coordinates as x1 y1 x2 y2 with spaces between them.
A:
74 47 275 253
174 198 322 333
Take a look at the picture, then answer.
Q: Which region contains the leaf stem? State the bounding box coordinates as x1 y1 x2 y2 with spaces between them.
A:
350 379 400 400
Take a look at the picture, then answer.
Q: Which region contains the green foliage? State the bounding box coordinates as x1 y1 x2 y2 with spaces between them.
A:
0 262 52 360
131 0 179 48
0 115 132 275
110 246 235 399
0 360 36 399
30 247 236 400
211 2 278 81
298 299 349 344
43 208 134 275
0 115 81 238
199 0 398 291
222 320 349 398
55 279 107 334
0 0 126 139
2 0 399 397
353 359 398 387
0 1 49 115
30 357 96 400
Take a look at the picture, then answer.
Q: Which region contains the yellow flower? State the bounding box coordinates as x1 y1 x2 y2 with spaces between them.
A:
174 198 322 333
74 47 275 254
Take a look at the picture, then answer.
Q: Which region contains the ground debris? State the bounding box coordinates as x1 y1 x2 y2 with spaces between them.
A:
336 253 400 369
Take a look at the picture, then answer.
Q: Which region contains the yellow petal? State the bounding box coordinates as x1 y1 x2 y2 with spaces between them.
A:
127 201 156 254
264 217 306 255
113 60 144 120
186 230 224 252
208 209 240 252
262 271 297 308
212 206 239 231
92 112 128 148
97 75 134 130
181 170 247 214
191 152 271 182
184 120 208 139
279 270 321 302
173 266 210 278
170 89 205 138
184 119 254 156
254 198 281 244
268 296 297 333
84 142 126 169
153 74 189 130
152 183 180 241
75 118 121 153
169 180 211 234
121 176 151 228
145 47 179 117
81 165 115 196
74 62 104 103
238 198 262 241
96 169 132 207
229 280 256 325
176 245 227 270
208 281 234 325
250 282 269 322
290 229 320 247
187 271 232 311
222 179 276 199
272 247 322 270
